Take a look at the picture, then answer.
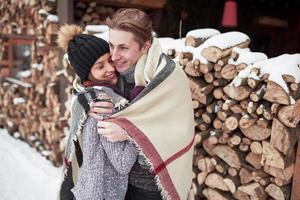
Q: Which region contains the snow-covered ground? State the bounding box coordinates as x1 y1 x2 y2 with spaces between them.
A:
0 128 62 200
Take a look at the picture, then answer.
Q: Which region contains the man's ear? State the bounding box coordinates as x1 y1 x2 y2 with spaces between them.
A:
141 40 151 53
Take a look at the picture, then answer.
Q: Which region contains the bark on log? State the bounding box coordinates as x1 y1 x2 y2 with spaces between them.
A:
240 167 255 184
262 141 293 169
202 188 232 200
238 182 267 200
205 173 229 191
223 177 237 193
250 141 263 154
264 164 294 182
246 152 262 169
263 81 290 105
239 116 257 129
197 171 208 185
271 118 298 156
197 157 215 173
282 74 296 83
221 64 237 80
199 63 214 74
222 99 238 111
185 35 206 47
250 84 266 102
213 145 241 170
256 117 270 128
184 61 201 77
278 104 300 128
233 190 251 200
204 72 214 83
240 124 271 141
223 85 252 101
224 115 239 131
265 183 290 200
201 40 250 63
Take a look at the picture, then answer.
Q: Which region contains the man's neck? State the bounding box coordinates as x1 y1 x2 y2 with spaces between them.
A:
119 66 135 84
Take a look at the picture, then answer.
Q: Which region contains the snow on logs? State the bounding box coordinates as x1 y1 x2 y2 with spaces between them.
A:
158 29 300 200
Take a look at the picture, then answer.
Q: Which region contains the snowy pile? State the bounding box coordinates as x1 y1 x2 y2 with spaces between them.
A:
0 129 62 200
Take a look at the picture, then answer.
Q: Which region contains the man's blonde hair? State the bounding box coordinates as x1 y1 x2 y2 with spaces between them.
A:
106 8 153 48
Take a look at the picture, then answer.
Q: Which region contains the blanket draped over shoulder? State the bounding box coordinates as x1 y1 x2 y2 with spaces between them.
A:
111 38 194 200
61 38 194 200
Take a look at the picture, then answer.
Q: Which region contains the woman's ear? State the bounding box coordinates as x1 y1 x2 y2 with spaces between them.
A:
141 40 151 53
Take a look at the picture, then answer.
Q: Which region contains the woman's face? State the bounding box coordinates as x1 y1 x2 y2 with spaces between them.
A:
89 53 118 85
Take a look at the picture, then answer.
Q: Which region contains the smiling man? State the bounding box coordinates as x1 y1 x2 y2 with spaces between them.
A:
90 8 195 200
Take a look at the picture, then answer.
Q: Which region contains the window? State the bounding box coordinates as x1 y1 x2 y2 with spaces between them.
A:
0 35 36 78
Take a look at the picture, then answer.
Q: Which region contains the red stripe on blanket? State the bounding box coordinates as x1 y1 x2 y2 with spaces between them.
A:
154 135 194 174
107 117 183 200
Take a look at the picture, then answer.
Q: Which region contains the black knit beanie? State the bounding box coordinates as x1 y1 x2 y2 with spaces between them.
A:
67 34 109 82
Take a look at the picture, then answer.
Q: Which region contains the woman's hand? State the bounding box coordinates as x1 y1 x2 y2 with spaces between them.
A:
88 101 113 120
97 121 130 142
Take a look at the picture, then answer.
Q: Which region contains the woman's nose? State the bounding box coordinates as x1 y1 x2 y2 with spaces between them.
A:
107 62 115 72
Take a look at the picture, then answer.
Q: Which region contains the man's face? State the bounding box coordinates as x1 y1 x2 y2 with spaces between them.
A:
89 53 117 85
108 29 149 73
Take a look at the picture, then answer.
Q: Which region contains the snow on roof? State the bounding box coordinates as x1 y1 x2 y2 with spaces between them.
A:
186 28 220 38
85 25 109 33
201 31 250 51
94 31 109 42
228 51 268 65
47 14 59 23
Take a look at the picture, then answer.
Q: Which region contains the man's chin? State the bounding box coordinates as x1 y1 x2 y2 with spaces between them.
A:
116 65 130 73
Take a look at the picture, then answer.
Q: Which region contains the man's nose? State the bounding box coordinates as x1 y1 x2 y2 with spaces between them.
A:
111 48 120 61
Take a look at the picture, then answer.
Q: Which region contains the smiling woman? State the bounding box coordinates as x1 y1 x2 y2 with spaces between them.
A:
88 53 117 85
56 24 139 200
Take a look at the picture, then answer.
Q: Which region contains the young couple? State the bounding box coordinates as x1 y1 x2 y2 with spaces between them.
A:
58 8 195 200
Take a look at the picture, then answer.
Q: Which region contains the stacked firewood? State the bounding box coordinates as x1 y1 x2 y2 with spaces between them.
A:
74 1 116 26
163 30 300 200
0 0 67 166
0 0 58 44
0 49 69 166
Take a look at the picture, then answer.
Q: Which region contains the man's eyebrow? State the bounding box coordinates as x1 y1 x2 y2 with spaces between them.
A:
109 42 127 47
118 44 128 47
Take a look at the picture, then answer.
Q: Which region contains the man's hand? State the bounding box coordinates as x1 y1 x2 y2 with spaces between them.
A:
97 121 129 142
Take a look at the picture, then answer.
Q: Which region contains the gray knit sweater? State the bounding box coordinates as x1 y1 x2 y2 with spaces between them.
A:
70 86 138 200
